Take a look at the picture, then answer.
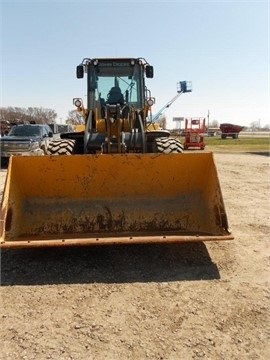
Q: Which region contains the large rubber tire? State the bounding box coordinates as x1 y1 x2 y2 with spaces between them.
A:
47 139 78 155
152 137 184 154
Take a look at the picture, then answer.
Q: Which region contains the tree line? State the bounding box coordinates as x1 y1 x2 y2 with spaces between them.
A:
0 106 58 124
0 107 86 126
1 106 268 130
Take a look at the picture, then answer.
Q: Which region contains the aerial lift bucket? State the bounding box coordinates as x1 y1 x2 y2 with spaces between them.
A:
0 153 233 248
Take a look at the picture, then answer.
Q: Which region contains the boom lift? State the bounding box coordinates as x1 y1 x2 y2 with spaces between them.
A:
152 81 192 123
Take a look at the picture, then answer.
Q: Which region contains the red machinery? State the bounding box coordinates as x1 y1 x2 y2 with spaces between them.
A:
184 117 206 150
220 123 245 139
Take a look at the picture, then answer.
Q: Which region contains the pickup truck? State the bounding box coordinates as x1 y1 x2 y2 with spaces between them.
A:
0 124 53 165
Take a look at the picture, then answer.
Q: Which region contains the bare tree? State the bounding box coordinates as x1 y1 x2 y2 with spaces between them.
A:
0 107 57 124
209 119 219 127
66 110 84 125
156 115 167 129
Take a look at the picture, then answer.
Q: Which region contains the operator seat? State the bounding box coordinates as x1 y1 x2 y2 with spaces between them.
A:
106 87 125 105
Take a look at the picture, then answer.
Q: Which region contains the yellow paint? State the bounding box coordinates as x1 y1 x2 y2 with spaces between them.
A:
0 153 233 247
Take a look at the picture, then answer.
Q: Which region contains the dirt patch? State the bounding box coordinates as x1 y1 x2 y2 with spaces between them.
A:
1 151 269 360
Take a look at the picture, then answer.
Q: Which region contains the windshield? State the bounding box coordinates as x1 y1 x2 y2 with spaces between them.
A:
88 62 143 108
8 126 41 137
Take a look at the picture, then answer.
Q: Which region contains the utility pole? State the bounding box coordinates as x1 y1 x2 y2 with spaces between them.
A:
207 109 210 129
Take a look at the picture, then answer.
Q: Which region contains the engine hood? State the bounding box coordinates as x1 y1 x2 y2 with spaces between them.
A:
0 136 41 142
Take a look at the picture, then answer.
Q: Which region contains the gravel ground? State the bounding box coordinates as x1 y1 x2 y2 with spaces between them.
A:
0 150 269 360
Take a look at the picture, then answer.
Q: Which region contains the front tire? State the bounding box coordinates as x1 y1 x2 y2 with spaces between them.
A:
47 139 78 155
152 137 184 154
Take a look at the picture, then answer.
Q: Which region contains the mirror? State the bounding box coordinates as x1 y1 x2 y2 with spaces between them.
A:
146 65 154 78
76 65 84 79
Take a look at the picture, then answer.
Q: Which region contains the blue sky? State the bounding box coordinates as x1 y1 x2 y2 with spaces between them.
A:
1 0 269 128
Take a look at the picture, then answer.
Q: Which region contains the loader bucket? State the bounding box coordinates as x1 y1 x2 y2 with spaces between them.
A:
0 153 233 248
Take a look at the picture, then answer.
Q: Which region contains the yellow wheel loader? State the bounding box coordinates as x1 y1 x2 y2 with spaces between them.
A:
0 57 233 248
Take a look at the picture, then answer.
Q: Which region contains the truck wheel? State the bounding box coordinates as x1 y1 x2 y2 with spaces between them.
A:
0 157 8 168
47 139 78 155
152 137 184 154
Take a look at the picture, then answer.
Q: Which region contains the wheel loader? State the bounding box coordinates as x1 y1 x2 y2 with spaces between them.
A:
0 57 233 248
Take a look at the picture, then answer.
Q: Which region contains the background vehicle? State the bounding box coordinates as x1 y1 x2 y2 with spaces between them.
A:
0 57 233 248
1 120 12 136
206 127 221 137
0 124 53 165
220 123 245 139
183 118 206 150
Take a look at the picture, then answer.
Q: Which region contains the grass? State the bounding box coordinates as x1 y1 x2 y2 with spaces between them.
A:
205 137 269 151
176 136 269 153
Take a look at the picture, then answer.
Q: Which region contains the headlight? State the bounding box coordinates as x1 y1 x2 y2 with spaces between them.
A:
30 141 40 150
73 98 82 107
146 98 155 107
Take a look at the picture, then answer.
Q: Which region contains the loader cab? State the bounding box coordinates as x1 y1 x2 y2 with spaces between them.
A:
78 58 151 112
75 58 155 154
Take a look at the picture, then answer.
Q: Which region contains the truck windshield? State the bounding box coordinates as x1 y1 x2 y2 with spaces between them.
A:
8 126 41 137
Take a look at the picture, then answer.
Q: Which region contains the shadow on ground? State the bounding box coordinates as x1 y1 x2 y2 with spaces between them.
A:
1 242 220 286
247 151 269 157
